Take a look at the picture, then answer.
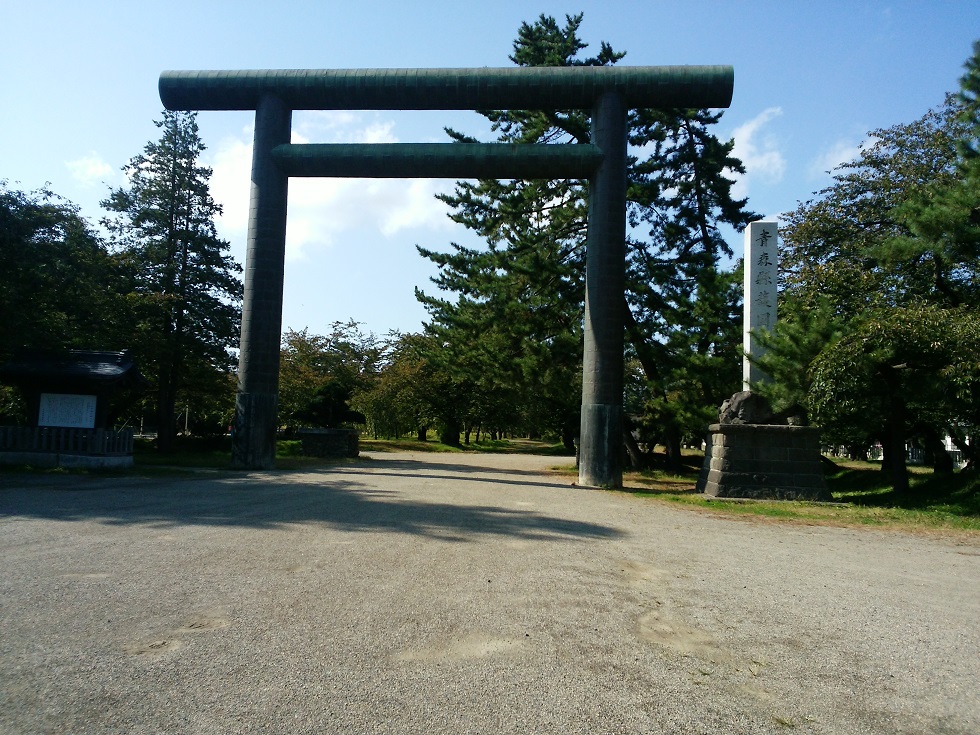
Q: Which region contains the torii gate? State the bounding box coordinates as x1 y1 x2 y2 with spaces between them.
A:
159 65 733 487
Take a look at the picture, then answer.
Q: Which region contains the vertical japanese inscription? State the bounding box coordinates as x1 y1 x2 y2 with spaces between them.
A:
743 221 778 389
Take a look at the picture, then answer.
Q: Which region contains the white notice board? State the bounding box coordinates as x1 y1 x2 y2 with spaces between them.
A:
38 393 97 428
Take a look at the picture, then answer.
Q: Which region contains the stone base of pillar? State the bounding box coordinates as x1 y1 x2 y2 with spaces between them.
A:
231 391 278 470
696 423 831 501
578 402 623 488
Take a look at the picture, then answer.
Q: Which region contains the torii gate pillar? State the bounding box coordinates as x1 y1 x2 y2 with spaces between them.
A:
233 95 291 469
579 92 627 488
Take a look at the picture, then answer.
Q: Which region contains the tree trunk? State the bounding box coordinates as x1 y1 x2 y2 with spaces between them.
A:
881 421 909 493
561 423 576 454
156 383 177 453
416 427 427 442
440 419 461 447
663 423 683 472
922 427 954 474
623 428 645 469
879 367 909 493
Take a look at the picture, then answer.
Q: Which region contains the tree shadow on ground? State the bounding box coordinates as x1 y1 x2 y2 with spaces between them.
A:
831 466 980 516
345 457 573 490
0 468 623 543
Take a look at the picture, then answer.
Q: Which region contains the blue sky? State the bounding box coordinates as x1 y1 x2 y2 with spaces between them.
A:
2 1 978 338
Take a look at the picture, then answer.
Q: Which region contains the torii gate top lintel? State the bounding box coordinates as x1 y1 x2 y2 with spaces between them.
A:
159 65 733 112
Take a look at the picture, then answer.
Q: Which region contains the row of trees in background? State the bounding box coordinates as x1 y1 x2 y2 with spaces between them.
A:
278 325 520 446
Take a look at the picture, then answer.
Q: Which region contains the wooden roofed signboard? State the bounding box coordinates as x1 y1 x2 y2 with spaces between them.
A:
0 350 143 431
0 350 143 468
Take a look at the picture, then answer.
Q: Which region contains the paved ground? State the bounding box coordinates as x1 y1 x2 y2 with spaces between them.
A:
1 450 978 734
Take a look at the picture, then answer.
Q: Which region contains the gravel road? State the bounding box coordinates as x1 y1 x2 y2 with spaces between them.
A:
1 450 977 734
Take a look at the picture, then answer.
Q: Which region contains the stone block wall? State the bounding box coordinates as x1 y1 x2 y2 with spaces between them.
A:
696 424 830 501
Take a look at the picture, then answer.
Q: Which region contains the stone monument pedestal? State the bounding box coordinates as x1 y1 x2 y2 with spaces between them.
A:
696 423 831 501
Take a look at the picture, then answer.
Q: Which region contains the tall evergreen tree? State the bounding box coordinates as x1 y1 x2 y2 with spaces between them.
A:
418 14 756 464
625 105 758 465
102 111 242 451
417 15 607 449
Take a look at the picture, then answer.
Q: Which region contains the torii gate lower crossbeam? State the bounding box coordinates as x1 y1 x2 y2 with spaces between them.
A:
159 65 734 488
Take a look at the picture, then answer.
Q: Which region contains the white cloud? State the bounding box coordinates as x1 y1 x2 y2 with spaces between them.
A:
66 152 114 187
206 114 455 262
731 107 786 200
209 128 253 244
379 178 455 236
293 110 398 145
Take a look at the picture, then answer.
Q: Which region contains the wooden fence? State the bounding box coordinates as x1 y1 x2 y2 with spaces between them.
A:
0 426 134 455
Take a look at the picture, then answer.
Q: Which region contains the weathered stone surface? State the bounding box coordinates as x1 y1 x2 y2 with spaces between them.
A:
718 391 775 425
231 95 291 471
695 423 831 501
577 92 628 489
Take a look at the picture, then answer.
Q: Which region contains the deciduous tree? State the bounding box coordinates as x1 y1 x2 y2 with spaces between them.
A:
762 43 980 486
0 182 126 422
0 183 123 362
278 322 381 431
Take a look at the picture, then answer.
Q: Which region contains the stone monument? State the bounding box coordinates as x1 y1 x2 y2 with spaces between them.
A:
743 221 778 388
696 222 831 501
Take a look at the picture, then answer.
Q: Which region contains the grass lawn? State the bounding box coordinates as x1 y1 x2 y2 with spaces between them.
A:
129 435 572 470
606 454 980 535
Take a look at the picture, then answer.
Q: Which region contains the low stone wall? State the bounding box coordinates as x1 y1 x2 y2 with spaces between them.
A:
696 423 830 501
0 451 133 469
297 428 359 458
0 426 134 455
0 426 135 468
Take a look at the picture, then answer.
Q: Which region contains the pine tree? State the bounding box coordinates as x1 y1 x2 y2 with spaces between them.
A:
416 14 606 447
625 106 758 466
102 111 242 451
417 14 756 463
